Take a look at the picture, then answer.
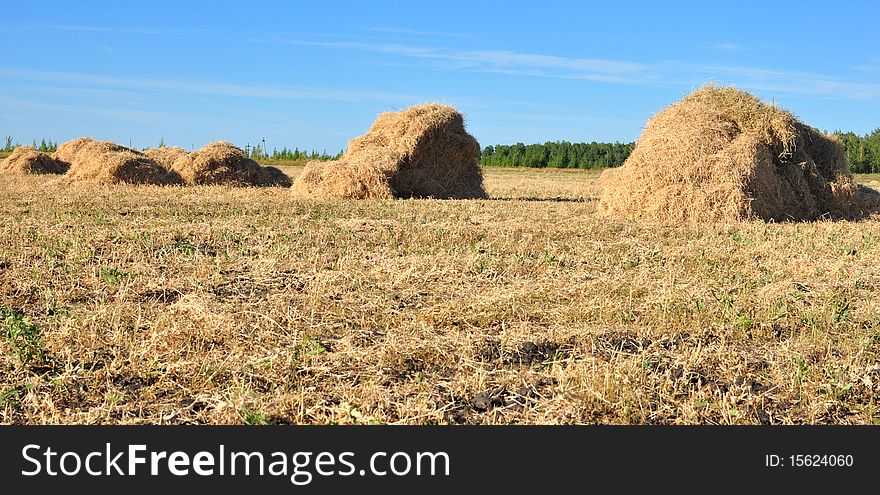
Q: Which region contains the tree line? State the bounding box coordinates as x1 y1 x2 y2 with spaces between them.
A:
834 129 880 173
5 133 880 172
245 145 342 161
2 136 341 161
482 132 880 172
481 141 634 169
3 136 58 153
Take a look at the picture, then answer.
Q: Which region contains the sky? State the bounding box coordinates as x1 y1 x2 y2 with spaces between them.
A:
2 0 879 152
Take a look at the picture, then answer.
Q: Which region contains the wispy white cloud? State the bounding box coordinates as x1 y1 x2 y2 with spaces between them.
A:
0 68 423 104
698 65 880 99
0 68 558 123
0 97 183 122
365 26 469 39
702 42 744 54
854 57 880 73
1 83 148 101
454 50 646 74
273 38 649 81
5 24 880 102
274 37 880 99
0 23 191 36
2 22 446 44
268 36 880 100
44 24 167 35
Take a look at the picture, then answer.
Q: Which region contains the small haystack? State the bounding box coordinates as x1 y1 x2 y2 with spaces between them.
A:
292 103 486 200
170 141 290 187
598 85 879 222
0 146 68 174
143 146 189 170
55 137 182 185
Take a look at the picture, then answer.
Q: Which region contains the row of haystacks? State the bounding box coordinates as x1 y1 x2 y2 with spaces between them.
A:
3 93 877 222
292 103 487 199
1 138 289 187
55 138 183 185
0 103 487 197
598 85 879 222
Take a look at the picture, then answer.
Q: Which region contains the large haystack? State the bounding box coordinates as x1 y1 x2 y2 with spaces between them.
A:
55 137 182 185
170 141 290 187
292 103 486 199
143 146 189 170
0 146 68 174
599 85 878 222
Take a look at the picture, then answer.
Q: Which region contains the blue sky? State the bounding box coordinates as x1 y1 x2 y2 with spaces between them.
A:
2 0 879 152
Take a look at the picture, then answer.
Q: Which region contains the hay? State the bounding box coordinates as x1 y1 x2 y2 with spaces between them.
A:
55 137 183 185
52 137 99 166
170 141 290 187
143 146 189 170
0 146 68 174
598 85 878 222
292 103 486 200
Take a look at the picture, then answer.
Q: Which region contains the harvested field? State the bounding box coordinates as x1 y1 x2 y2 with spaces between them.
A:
2 166 880 424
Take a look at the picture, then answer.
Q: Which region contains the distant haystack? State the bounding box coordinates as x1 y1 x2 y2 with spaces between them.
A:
143 146 189 170
0 146 68 174
292 103 486 200
55 137 182 185
170 141 290 187
598 85 879 222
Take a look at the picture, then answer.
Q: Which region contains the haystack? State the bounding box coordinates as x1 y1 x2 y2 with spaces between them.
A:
0 146 68 174
170 141 290 187
292 103 486 199
52 137 100 166
598 85 878 222
143 146 188 170
54 137 182 185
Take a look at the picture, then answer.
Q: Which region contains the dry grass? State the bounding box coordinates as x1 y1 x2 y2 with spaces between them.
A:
2 166 880 424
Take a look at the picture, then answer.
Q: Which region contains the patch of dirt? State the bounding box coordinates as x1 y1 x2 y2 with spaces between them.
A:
593 330 652 358
139 288 182 304
477 338 572 366
336 218 397 232
112 373 158 392
211 270 305 301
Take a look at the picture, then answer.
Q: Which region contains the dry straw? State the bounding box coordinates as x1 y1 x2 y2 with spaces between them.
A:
171 141 290 187
292 103 486 199
598 85 880 222
53 137 102 166
54 137 183 185
0 146 68 174
143 146 189 170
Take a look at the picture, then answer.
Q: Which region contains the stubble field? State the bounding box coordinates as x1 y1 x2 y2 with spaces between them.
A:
2 165 880 424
